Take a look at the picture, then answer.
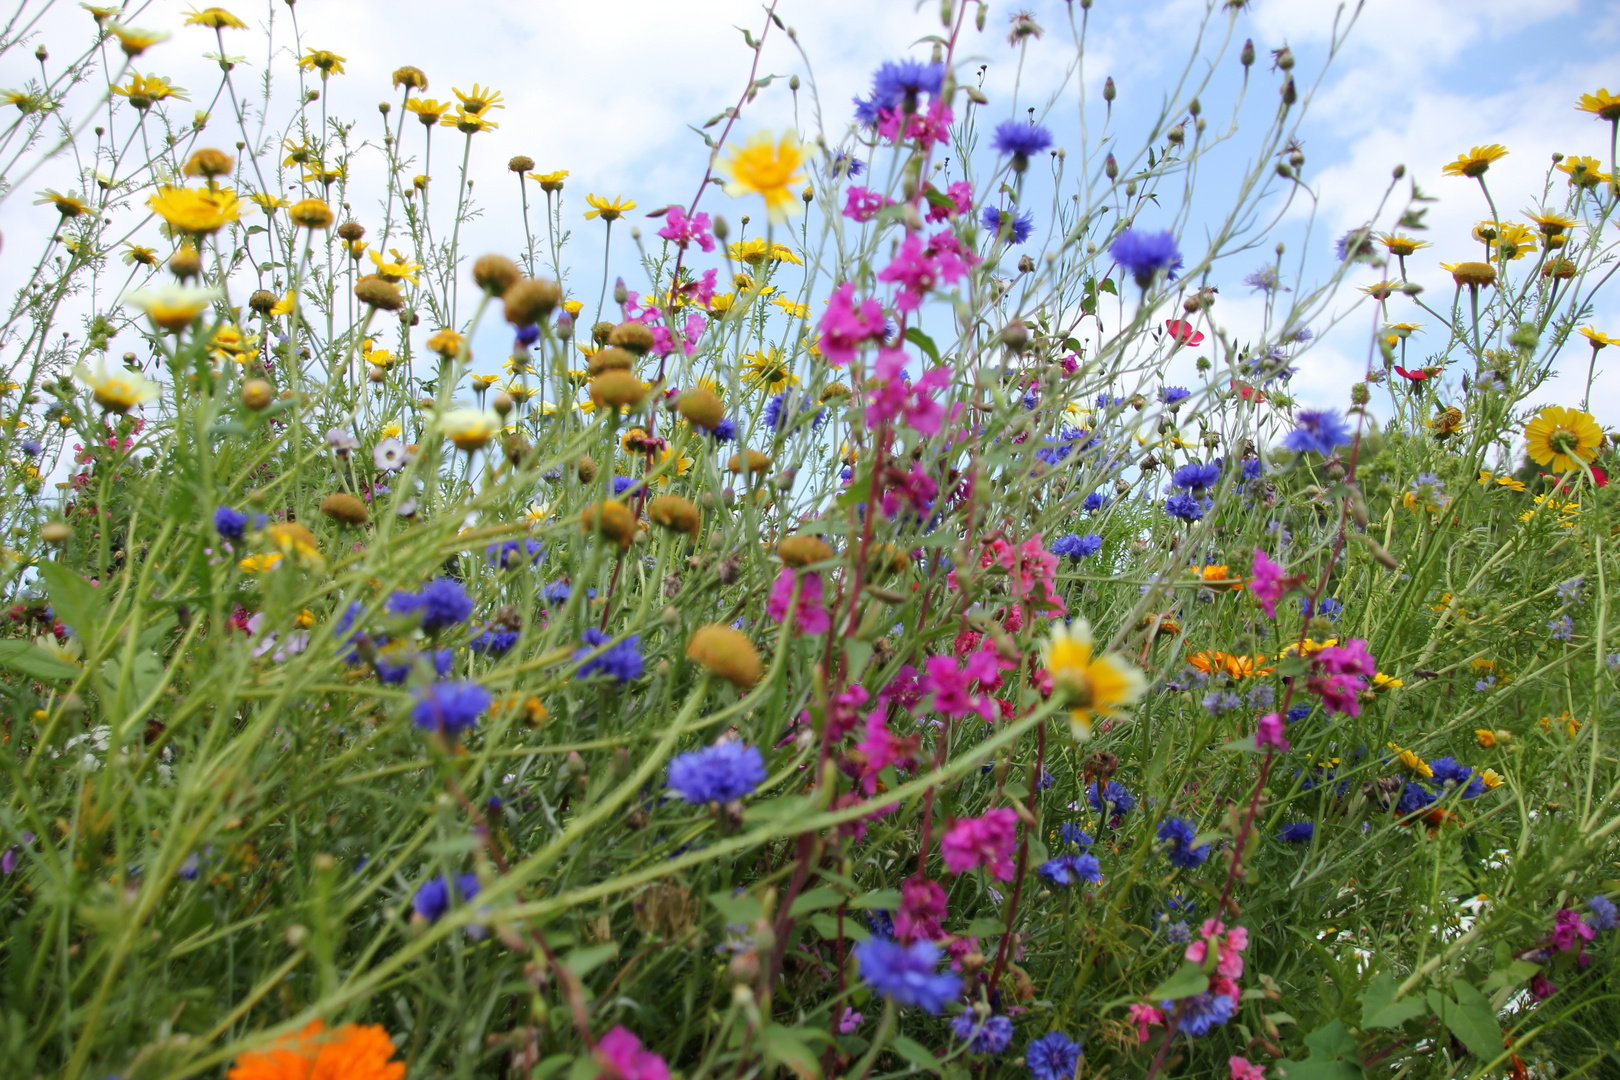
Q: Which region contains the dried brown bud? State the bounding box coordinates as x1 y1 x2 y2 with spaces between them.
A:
473 254 522 296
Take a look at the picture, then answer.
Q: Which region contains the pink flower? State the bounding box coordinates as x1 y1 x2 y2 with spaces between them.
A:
880 464 940 519
945 934 979 971
838 1008 864 1034
1529 973 1557 1000
1186 920 1248 980
595 1027 669 1080
1165 319 1205 346
1306 639 1376 716
1128 1003 1165 1042
844 186 887 223
895 876 948 942
824 685 871 741
865 349 950 436
854 709 919 794
925 229 981 268
878 100 953 147
1307 672 1363 717
1553 908 1597 952
879 664 923 708
923 654 976 717
878 233 968 312
656 206 716 252
817 282 886 366
1247 549 1289 618
766 567 831 634
1314 639 1376 678
927 180 974 222
1230 1057 1265 1080
1254 712 1289 752
961 638 1016 693
940 808 1018 880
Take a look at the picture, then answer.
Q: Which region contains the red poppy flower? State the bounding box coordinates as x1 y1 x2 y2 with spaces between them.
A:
1165 319 1204 346
1231 381 1265 402
1394 366 1432 382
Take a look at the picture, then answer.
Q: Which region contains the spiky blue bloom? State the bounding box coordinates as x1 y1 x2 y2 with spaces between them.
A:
668 741 767 804
853 937 962 1013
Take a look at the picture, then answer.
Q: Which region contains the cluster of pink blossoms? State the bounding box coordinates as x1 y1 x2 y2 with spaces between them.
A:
654 205 716 252
940 806 1018 881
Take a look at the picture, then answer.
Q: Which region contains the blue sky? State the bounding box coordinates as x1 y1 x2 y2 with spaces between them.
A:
3 0 1618 429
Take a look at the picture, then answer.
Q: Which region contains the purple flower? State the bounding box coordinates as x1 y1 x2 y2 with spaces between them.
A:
413 872 480 923
1165 492 1208 522
1243 266 1286 294
1037 853 1102 886
1052 533 1102 561
487 538 544 569
389 577 475 633
1396 781 1436 815
1082 491 1110 513
1175 992 1236 1037
411 681 490 734
1159 386 1191 406
574 629 643 683
1551 614 1575 641
1110 229 1183 288
1429 757 1485 799
870 59 945 111
668 741 767 804
981 205 1036 244
1059 823 1093 847
853 937 962 1013
992 120 1053 163
376 646 454 685
1171 461 1222 491
952 1013 1013 1054
18 438 41 457
1282 410 1352 457
1586 895 1618 932
470 629 519 655
1088 780 1134 817
1026 1031 1082 1080
764 389 827 434
1166 921 1191 944
1279 822 1314 843
1157 817 1210 868
214 506 249 542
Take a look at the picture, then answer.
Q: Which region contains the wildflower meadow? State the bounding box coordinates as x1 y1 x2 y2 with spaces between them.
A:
3 2 1620 1079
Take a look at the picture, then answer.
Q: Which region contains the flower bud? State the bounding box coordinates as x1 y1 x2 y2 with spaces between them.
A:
508 155 535 173
1102 77 1115 102
289 198 334 229
648 494 701 538
686 624 763 689
590 371 649 409
320 492 369 525
583 500 637 548
608 322 655 356
240 378 274 410
1105 153 1118 180
677 387 725 429
1241 39 1255 66
354 275 403 311
778 535 834 567
503 277 560 324
473 254 521 295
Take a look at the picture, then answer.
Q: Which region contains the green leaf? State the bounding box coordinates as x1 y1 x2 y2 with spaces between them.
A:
904 328 941 364
1361 971 1427 1029
844 639 874 682
837 475 871 509
0 640 79 683
1281 1019 1363 1080
1219 735 1262 753
1445 980 1503 1060
809 912 869 942
748 795 814 823
851 889 902 911
891 1034 940 1074
708 890 762 926
1097 277 1118 296
922 188 957 211
966 917 1006 938
560 942 618 979
760 1023 823 1080
1276 654 1311 679
790 887 843 918
567 1053 598 1080
38 561 100 649
1146 962 1209 1001
1304 1019 1358 1061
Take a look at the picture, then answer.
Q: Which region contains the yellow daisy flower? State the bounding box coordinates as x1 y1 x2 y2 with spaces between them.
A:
405 98 451 125
452 84 504 115
1526 208 1578 237
1524 406 1603 473
741 347 799 392
1042 618 1147 740
368 248 421 285
112 72 187 108
529 169 568 192
772 293 810 320
298 49 345 76
1576 89 1620 123
728 237 803 266
585 194 636 221
107 24 170 56
74 357 162 413
120 284 219 332
1441 144 1507 178
1556 155 1610 190
184 6 246 28
1387 743 1434 778
1580 327 1620 348
717 129 806 224
148 185 240 234
1378 233 1431 256
442 108 496 134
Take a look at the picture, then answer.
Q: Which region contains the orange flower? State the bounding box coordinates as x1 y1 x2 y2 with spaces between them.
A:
1197 564 1243 591
227 1021 405 1080
1187 650 1273 680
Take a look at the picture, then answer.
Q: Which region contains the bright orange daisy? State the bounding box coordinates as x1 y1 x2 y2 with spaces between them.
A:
228 1020 405 1080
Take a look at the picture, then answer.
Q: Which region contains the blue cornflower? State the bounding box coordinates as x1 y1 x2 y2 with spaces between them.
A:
486 538 544 569
1025 1031 1082 1080
1396 781 1436 815
612 475 639 497
764 389 827 434
574 629 643 682
1171 461 1222 491
710 417 738 443
1282 410 1353 457
470 629 520 655
1586 895 1618 932
1165 492 1208 522
1088 780 1134 817
18 438 41 457
1082 491 1110 513
853 937 962 1014
1157 816 1210 868
1429 757 1485 799
1037 853 1102 886
1059 823 1093 847
1286 703 1312 723
413 872 480 923
1052 533 1103 561
867 909 896 938
376 647 454 685
981 205 1036 244
1096 393 1124 409
1335 228 1373 263
952 1013 1014 1054
853 94 885 127
1160 386 1191 406
1279 822 1315 843
992 120 1054 163
1241 458 1265 481
411 681 490 734
1110 229 1183 288
1302 596 1342 619
667 741 767 804
544 579 593 606
1175 992 1236 1037
389 577 475 633
870 59 945 110
829 151 866 178
214 505 249 542
1243 266 1287 294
